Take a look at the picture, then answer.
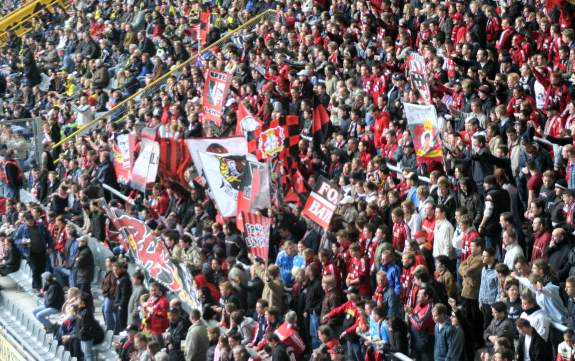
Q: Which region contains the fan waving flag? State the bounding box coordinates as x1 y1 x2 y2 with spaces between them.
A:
312 104 330 149
242 212 272 261
404 102 443 164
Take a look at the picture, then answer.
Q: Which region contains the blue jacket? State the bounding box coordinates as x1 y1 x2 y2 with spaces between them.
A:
14 223 52 257
380 262 402 296
275 251 304 288
434 322 463 361
479 265 498 305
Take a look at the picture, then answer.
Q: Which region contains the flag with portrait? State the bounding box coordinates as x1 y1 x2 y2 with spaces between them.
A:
404 103 443 163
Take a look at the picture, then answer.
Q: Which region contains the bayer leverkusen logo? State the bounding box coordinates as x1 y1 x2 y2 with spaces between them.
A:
258 126 285 159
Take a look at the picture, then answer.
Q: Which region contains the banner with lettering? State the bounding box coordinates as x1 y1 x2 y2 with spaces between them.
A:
302 176 342 230
404 103 443 163
101 201 199 309
407 52 432 105
242 212 271 261
202 69 231 127
237 159 271 232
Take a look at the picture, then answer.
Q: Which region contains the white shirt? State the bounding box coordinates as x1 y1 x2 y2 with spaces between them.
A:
503 241 524 270
433 218 454 258
524 334 532 361
520 309 550 341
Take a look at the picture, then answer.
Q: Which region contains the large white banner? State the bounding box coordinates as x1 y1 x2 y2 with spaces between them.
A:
408 52 431 105
130 137 160 192
186 137 248 178
198 151 246 217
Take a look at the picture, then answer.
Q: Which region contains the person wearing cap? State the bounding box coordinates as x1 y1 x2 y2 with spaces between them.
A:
323 286 366 361
112 324 139 361
339 195 358 226
543 103 564 137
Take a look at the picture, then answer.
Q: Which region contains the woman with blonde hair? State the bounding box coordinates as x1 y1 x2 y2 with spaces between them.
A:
402 200 422 233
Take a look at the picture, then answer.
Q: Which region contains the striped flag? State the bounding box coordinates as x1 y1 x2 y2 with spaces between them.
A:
242 211 272 261
312 104 330 150
158 137 191 186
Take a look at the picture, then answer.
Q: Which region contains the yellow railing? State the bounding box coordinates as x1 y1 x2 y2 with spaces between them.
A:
53 8 278 148
0 0 70 45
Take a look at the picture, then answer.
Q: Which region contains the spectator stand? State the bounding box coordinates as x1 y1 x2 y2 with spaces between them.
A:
0 0 71 46
52 8 279 149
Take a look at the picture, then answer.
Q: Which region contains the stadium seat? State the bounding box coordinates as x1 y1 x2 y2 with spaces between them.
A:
63 350 72 361
55 344 65 359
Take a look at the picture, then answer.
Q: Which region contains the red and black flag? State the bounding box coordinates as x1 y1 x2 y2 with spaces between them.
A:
284 115 301 158
198 9 211 49
237 160 271 232
312 104 330 149
242 211 272 261
235 102 262 155
159 137 192 186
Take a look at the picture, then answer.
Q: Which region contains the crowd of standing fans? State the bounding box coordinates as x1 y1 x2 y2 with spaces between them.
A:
1 0 575 361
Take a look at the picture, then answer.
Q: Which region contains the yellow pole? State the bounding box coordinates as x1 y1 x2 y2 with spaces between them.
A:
52 9 276 149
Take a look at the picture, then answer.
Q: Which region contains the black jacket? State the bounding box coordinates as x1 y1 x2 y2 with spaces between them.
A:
0 244 20 275
547 240 572 281
114 272 133 308
303 278 324 315
167 319 187 361
77 307 98 341
75 245 95 285
44 281 65 310
517 330 552 361
94 159 117 188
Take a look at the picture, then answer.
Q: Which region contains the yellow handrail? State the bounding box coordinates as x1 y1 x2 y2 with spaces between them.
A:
0 0 70 45
52 9 277 149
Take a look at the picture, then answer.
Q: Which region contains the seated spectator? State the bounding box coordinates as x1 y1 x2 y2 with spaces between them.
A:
33 272 65 332
0 237 20 277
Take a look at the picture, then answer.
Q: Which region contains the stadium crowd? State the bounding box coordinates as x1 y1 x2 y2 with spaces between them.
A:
1 0 575 360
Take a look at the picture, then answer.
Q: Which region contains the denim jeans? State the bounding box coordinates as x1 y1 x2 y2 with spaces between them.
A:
81 339 94 361
54 267 76 288
309 312 320 349
32 306 59 328
102 297 116 331
346 339 362 361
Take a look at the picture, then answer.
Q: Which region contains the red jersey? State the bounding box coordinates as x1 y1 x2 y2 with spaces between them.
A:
531 230 551 261
460 229 480 261
408 302 435 335
392 221 410 251
322 262 342 289
421 217 436 244
400 265 416 304
275 322 305 357
347 256 370 297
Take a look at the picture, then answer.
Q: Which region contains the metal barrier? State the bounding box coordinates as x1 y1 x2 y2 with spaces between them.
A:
0 0 70 45
53 8 279 149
